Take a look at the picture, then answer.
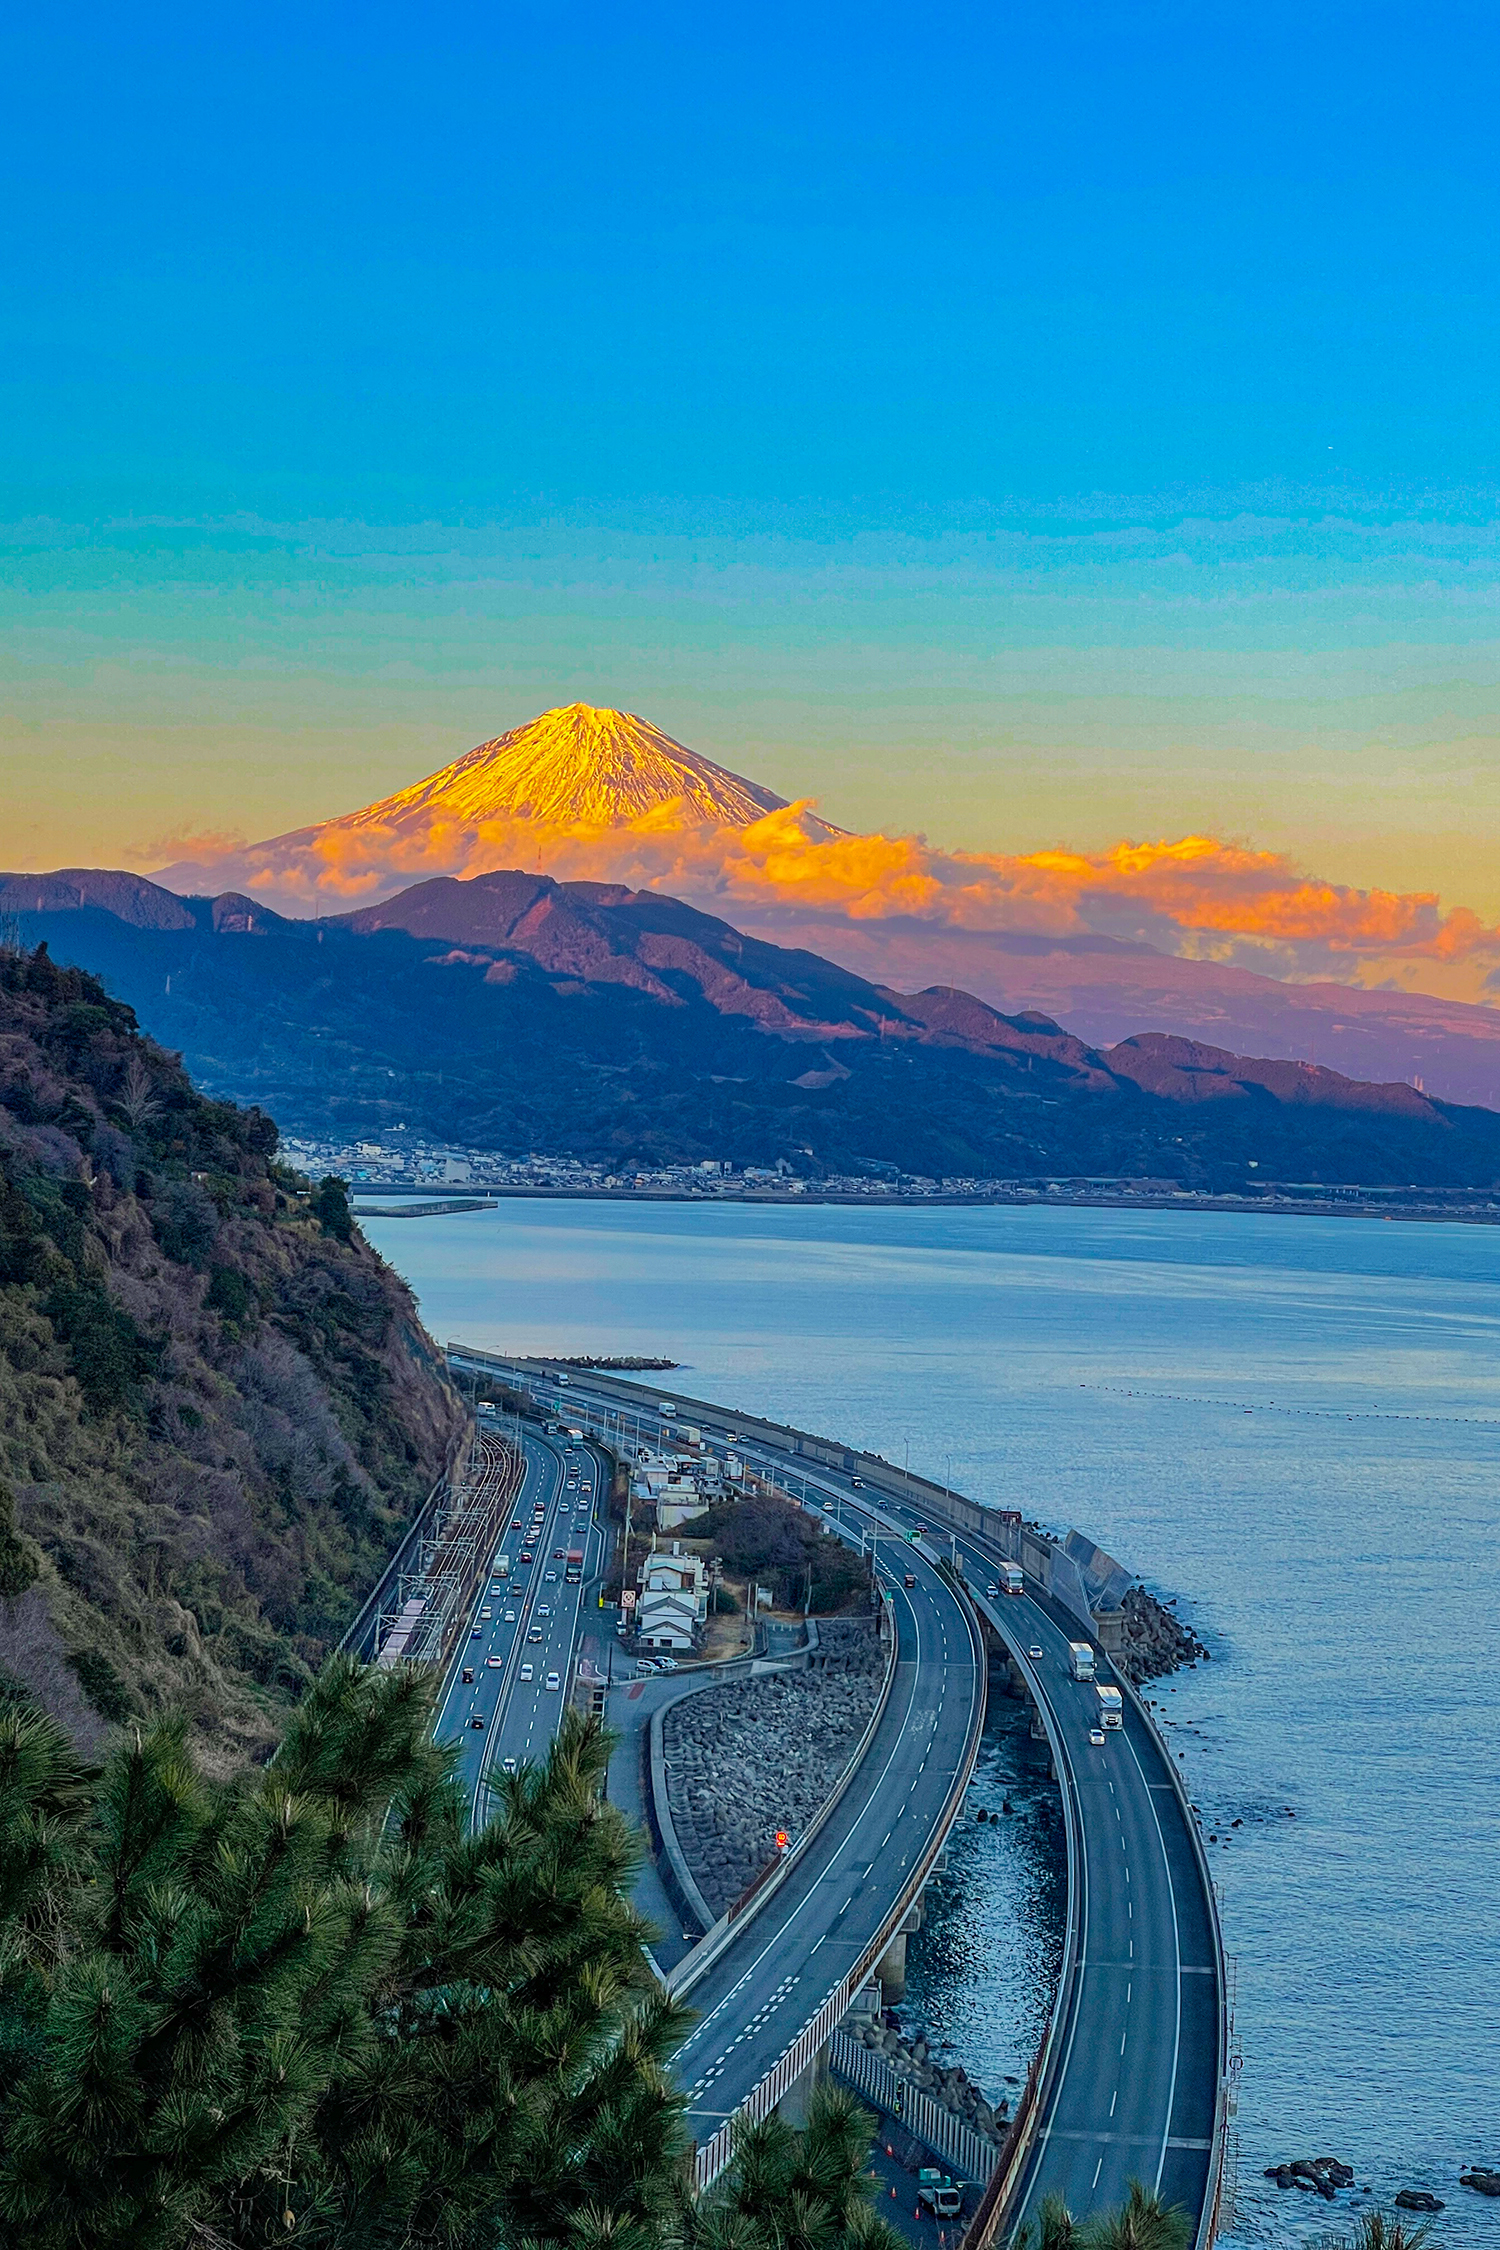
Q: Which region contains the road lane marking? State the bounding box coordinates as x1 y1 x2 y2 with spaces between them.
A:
1123 1709 1184 2194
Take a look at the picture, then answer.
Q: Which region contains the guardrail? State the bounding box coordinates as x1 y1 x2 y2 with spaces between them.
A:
690 1581 987 2192
1112 1667 1230 2250
958 1597 1086 2250
665 1588 898 1999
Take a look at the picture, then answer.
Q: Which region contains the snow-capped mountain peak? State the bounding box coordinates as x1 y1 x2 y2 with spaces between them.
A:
345 703 803 832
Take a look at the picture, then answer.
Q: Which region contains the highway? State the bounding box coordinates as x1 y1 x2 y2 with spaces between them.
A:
431 1424 609 1819
765 1455 1220 2233
451 1355 1223 2243
447 1361 985 2183
671 1545 982 2166
975 1588 1218 2230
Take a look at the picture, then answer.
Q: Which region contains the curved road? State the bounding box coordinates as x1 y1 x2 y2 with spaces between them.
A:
456 1356 1222 2240
670 1549 981 2166
776 1459 1219 2233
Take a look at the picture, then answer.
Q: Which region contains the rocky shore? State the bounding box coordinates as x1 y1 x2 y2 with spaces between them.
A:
843 2016 1010 2146
661 1619 884 1916
1261 2157 1500 2211
1263 2158 1356 2200
1112 1583 1210 1682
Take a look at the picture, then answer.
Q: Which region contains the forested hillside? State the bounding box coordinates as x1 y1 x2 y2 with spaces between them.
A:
0 941 465 1761
8 869 1500 1189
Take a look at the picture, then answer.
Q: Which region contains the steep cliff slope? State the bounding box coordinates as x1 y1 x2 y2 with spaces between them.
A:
0 941 465 1762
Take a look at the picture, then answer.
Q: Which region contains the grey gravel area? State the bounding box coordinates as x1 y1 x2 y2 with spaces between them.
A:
661 1618 884 1916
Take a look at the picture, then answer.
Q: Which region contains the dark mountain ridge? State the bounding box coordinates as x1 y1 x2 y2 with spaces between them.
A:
4 866 1497 1190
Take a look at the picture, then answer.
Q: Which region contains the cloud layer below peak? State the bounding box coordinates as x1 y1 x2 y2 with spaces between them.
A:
155 796 1500 1008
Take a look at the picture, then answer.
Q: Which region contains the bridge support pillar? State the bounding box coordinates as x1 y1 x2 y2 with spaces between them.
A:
878 1904 923 2003
774 2044 828 2128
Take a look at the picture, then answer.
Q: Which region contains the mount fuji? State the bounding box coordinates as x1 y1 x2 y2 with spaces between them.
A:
146 703 1500 1108
154 703 841 907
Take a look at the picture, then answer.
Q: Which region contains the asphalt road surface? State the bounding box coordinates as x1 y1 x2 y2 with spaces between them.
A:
671 1548 981 2152
433 1426 608 1820
448 1357 1219 2236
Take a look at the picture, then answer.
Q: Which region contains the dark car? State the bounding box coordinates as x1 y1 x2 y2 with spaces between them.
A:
461 1666 475 1684
469 1714 485 1730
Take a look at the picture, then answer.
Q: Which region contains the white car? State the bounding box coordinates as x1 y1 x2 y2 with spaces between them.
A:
480 1606 492 1621
656 1657 679 1672
1088 1727 1107 1747
1028 1644 1043 1660
502 1756 518 1774
544 1569 557 1582
635 1657 659 1673
545 1671 561 1691
486 1654 502 1669
536 1604 550 1618
519 1663 534 1682
503 1609 517 1623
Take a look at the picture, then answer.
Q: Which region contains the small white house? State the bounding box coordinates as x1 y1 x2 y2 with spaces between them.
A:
636 1588 699 1650
636 1546 709 1649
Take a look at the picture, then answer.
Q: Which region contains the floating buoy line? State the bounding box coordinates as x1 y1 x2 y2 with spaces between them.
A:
1079 1381 1500 1428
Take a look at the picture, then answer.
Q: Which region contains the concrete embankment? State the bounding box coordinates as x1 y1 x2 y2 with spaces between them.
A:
660 1617 884 1918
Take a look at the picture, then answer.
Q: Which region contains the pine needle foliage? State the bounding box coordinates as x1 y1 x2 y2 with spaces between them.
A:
0 1662 693 2248
1075 2181 1190 2250
0 1662 898 2250
695 2088 907 2250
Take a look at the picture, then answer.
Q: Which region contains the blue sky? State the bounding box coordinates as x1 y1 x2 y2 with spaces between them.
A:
3 0 1499 923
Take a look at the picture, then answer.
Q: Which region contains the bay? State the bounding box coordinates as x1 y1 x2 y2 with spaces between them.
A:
362 1198 1500 2246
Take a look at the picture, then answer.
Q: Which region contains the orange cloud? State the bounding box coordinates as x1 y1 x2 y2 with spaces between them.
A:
162 800 1500 984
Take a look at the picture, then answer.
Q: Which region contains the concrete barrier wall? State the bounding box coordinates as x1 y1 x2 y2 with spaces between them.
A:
829 2029 998 2186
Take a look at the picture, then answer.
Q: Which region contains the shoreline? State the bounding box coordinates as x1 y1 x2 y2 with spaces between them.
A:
353 1181 1500 1225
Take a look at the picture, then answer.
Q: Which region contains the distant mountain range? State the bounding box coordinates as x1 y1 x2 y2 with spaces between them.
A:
6 865 1499 1191
140 702 1500 1109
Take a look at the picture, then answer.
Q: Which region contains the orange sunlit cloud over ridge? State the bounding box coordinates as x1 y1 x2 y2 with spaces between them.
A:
152 705 1500 1007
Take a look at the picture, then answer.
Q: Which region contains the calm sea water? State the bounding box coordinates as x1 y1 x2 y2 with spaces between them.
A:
362 1199 1500 2245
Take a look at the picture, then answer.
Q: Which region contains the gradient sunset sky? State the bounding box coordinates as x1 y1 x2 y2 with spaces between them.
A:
4 3 1499 948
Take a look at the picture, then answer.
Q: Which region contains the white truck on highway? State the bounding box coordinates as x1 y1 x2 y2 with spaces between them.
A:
1094 1683 1123 1729
1068 1640 1096 1682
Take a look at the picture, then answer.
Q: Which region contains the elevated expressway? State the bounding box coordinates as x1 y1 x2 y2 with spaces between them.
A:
446 1353 1226 2245
447 1348 985 2191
